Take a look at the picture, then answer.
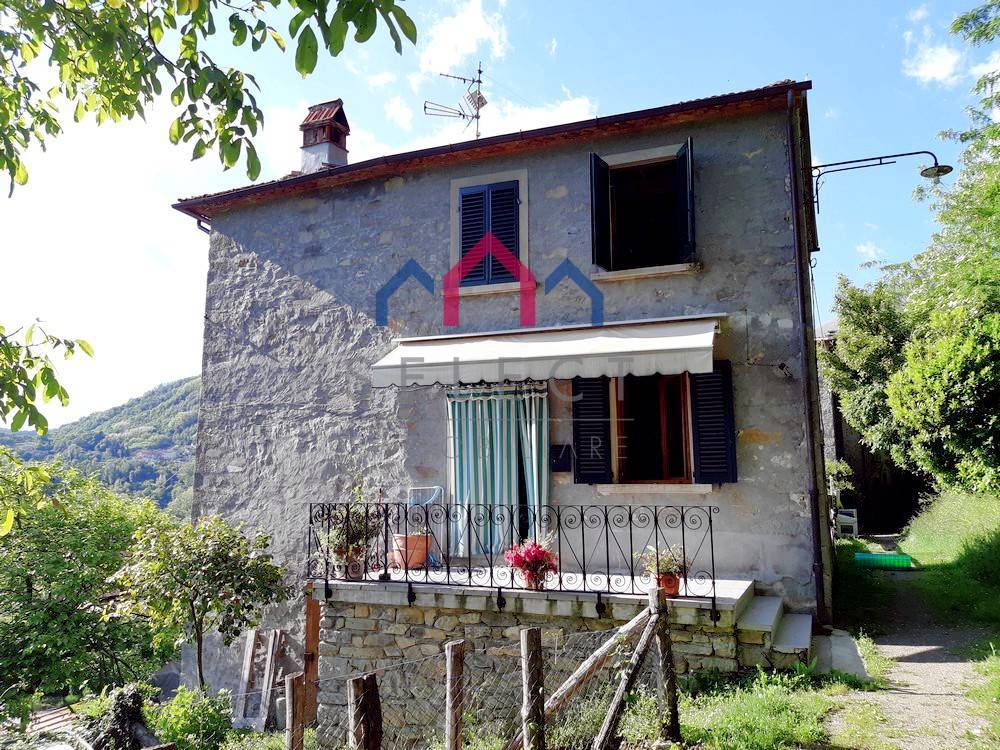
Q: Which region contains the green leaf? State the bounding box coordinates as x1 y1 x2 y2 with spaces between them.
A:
0 509 14 537
75 339 94 357
327 9 347 55
268 28 286 51
294 25 318 76
10 409 27 432
390 4 417 44
169 117 183 145
13 160 28 186
379 9 401 54
246 143 261 181
288 10 310 38
192 139 208 159
171 83 185 106
221 138 242 168
353 4 377 43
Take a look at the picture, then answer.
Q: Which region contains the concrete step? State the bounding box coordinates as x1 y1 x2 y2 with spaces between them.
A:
772 612 813 655
812 629 870 680
736 595 783 634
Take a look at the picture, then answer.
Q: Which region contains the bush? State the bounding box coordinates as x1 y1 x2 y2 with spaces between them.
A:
220 728 318 750
149 687 232 750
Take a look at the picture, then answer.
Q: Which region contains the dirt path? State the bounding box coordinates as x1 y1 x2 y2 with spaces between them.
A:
831 571 992 750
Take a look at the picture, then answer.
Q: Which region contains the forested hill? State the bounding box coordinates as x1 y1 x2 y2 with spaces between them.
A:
0 376 199 514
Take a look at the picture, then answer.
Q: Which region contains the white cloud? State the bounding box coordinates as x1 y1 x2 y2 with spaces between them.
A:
864 222 880 231
970 50 1000 79
903 41 963 84
824 107 838 119
548 38 558 57
856 241 885 262
384 96 414 131
907 5 929 22
368 71 397 88
418 0 508 75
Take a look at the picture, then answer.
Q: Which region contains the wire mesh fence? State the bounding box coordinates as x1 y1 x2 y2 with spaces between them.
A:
301 615 673 750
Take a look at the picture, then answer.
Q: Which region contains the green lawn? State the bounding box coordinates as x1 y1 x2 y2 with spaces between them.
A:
898 490 1000 625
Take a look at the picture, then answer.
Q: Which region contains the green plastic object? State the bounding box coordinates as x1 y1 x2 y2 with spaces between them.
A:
854 552 913 569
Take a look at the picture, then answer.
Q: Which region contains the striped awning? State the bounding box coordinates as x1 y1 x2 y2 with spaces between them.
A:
372 315 722 387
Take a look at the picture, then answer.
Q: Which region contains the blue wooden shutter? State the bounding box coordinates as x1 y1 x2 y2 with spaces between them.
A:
459 186 488 285
690 360 737 484
487 181 519 283
590 153 612 270
571 377 612 484
674 138 695 262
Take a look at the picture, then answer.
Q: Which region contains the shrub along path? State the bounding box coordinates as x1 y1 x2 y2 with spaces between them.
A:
828 570 994 750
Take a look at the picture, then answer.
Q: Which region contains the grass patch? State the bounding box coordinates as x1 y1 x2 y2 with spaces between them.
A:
828 700 902 750
854 633 893 687
963 637 1000 749
834 538 892 632
898 490 1000 625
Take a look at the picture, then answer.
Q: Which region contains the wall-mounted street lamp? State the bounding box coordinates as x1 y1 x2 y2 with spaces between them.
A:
811 150 953 212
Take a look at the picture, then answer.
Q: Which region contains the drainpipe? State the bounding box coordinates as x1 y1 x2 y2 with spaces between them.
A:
785 89 831 626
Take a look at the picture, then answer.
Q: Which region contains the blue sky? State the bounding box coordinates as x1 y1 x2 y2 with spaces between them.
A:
2 0 995 426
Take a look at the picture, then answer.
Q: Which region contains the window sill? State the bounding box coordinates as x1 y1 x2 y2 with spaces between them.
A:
457 281 538 297
591 262 700 283
595 483 713 496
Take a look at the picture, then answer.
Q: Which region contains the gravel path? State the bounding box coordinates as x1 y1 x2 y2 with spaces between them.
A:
834 570 992 750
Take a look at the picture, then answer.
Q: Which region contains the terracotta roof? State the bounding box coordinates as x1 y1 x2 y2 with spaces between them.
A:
174 79 811 222
300 98 350 132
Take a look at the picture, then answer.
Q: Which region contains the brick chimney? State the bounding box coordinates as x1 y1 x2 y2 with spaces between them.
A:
300 99 350 173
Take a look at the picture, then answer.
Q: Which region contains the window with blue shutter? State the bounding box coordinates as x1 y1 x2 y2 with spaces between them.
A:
571 377 612 484
690 360 737 484
458 180 520 286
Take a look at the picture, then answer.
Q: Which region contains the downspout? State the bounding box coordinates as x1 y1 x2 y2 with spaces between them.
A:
785 89 831 626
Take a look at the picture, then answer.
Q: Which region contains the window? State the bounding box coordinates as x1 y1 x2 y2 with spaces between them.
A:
570 361 736 485
591 139 695 272
458 180 521 286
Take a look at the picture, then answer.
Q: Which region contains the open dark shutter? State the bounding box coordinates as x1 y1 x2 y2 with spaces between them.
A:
673 137 695 262
571 376 612 484
690 360 736 484
459 186 488 286
590 153 612 270
487 181 519 284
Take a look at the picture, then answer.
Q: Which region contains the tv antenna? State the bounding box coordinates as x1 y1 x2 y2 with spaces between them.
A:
423 61 487 138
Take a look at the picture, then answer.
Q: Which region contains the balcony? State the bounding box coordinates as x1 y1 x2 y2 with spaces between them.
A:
306 501 721 617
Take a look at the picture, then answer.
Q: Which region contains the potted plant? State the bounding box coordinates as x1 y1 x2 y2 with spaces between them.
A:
391 524 433 569
504 535 558 591
316 501 381 580
636 544 687 596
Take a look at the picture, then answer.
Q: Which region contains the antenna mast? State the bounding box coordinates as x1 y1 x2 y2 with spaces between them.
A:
423 61 487 138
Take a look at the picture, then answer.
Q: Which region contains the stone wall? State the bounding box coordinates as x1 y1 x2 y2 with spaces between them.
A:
315 586 739 749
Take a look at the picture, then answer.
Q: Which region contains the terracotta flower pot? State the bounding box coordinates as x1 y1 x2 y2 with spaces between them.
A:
391 533 431 569
334 548 365 580
657 572 681 596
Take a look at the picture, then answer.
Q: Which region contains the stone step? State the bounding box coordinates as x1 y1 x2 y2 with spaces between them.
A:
735 595 783 634
772 612 813 655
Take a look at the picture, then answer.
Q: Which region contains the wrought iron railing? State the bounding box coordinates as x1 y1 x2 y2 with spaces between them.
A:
306 501 719 612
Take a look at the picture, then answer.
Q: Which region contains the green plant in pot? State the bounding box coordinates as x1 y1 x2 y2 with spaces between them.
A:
636 544 687 595
316 501 381 580
391 523 432 570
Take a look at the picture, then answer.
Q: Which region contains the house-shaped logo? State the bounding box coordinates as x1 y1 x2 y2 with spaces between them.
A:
443 232 536 327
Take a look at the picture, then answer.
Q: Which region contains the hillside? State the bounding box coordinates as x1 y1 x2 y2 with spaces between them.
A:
0 376 199 514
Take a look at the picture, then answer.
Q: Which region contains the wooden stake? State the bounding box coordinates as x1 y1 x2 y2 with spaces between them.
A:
649 588 681 743
348 673 383 750
520 628 545 750
236 629 259 722
590 613 660 750
445 640 466 750
285 671 305 750
258 630 282 731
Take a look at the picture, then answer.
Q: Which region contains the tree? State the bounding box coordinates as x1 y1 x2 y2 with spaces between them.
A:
887 311 999 493
1 0 416 192
0 469 168 723
111 515 291 689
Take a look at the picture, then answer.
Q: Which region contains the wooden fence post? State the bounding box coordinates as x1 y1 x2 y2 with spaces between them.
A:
303 585 321 723
649 587 681 743
285 671 306 750
347 673 383 750
445 640 466 750
520 628 545 750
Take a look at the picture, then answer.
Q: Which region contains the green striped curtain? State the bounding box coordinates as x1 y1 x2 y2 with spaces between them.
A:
447 383 549 555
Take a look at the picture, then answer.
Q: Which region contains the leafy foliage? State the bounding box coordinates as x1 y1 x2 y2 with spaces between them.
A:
0 0 416 191
111 515 292 688
148 686 233 750
887 311 1000 491
0 470 168 722
0 376 199 512
0 322 91 436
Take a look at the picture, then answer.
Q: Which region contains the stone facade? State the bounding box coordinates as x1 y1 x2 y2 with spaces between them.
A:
186 97 831 691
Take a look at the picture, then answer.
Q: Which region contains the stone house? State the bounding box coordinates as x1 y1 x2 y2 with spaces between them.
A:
173 80 834 715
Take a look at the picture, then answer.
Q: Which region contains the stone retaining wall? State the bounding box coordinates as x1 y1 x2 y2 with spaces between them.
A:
315 586 739 749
